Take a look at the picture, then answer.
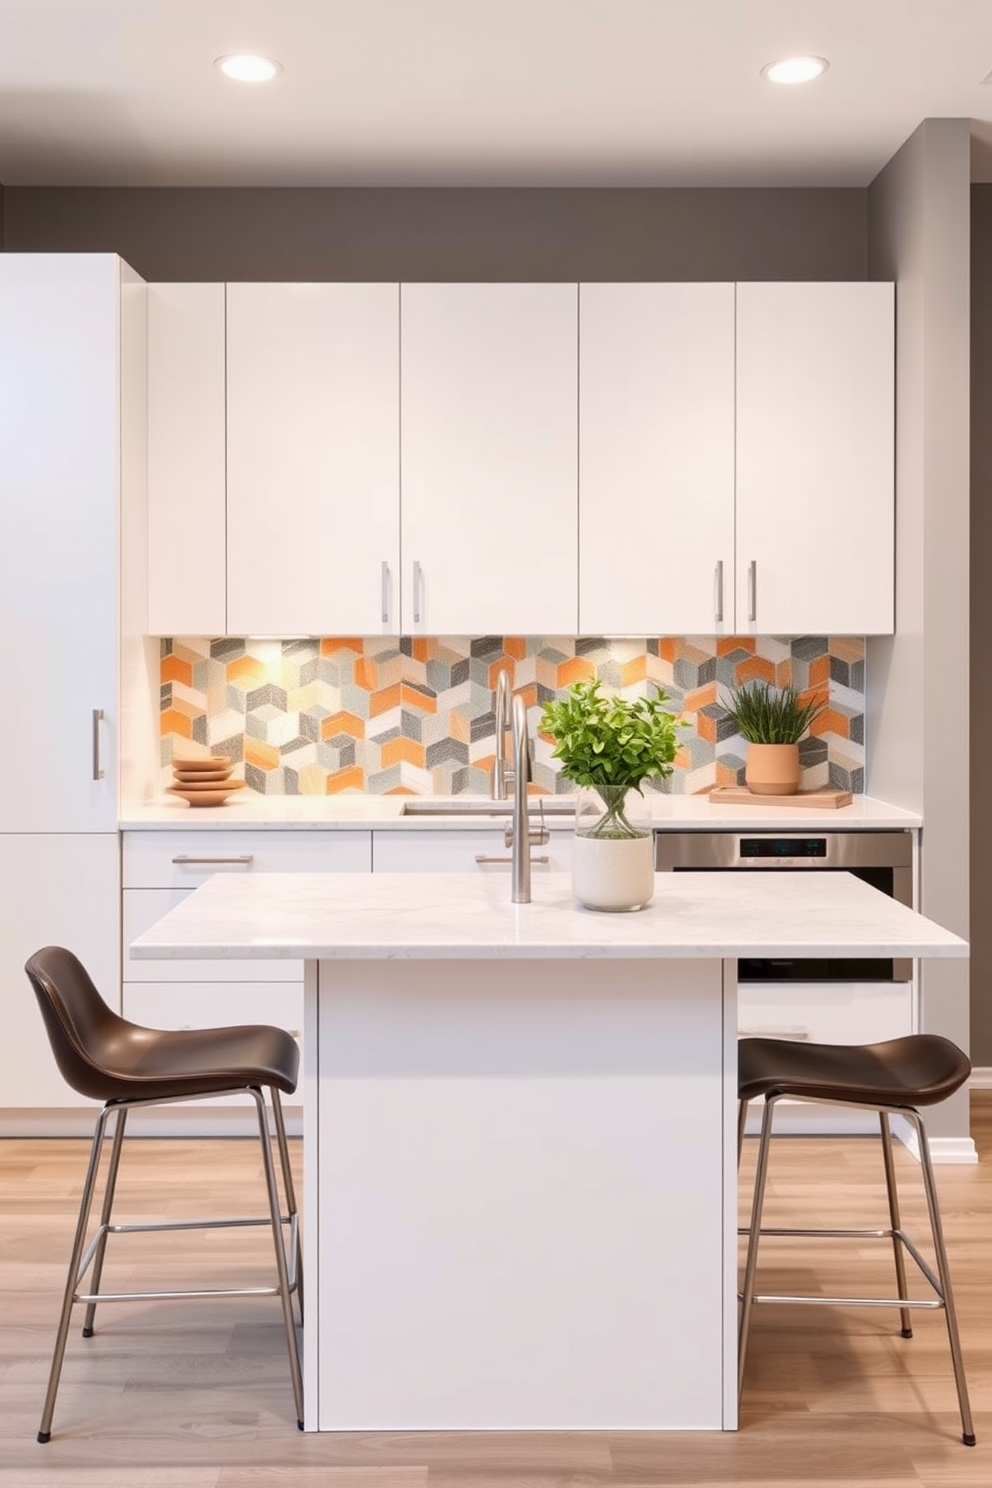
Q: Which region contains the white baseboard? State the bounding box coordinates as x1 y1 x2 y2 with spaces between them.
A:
3 1099 977 1161
744 1100 979 1163
890 1113 978 1165
0 1106 303 1139
968 1066 992 1090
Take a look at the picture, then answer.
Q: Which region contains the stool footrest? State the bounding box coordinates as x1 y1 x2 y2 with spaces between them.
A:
740 1291 943 1310
739 1223 943 1299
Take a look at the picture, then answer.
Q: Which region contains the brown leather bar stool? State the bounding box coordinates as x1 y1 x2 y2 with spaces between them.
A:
25 945 304 1442
737 1033 975 1446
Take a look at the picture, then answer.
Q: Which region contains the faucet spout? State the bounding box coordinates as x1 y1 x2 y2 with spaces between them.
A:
510 692 532 904
491 667 512 800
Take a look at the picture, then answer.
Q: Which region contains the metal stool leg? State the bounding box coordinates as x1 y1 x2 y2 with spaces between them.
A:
270 1087 303 1325
38 1107 113 1443
878 1110 913 1338
251 1087 304 1429
737 1098 749 1167
82 1104 129 1338
738 1096 776 1405
908 1110 976 1447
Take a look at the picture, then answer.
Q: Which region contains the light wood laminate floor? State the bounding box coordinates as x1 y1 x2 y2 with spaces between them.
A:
2 1098 991 1487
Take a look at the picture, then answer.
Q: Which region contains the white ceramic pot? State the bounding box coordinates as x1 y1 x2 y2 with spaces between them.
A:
571 831 655 913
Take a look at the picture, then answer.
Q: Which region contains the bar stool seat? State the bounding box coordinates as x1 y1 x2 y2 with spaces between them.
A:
26 945 304 1442
737 1033 975 1446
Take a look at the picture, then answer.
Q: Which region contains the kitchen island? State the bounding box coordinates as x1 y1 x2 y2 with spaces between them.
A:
130 869 966 1434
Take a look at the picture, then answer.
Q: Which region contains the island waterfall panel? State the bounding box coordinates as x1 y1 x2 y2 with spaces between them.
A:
306 956 737 1431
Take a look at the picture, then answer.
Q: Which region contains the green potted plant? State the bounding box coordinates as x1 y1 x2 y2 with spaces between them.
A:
720 680 827 796
539 678 683 910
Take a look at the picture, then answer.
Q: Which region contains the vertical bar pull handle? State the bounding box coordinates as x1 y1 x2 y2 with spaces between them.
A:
92 709 105 781
380 561 390 626
714 560 724 625
412 561 423 625
748 561 757 624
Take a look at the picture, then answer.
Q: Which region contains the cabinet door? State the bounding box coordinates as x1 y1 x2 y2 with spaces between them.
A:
0 255 119 829
0 835 120 1109
147 283 227 636
738 980 913 1046
736 282 895 635
123 983 303 1109
227 283 400 636
579 284 736 635
401 284 578 634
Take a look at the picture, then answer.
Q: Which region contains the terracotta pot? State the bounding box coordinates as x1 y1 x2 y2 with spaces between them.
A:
745 742 801 796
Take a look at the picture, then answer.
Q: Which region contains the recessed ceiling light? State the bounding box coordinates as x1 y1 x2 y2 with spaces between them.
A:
761 56 829 85
215 54 282 83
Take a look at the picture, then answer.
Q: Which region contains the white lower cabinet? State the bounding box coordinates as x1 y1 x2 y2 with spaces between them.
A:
738 979 914 1136
737 980 913 1046
372 828 574 874
123 982 304 1109
0 835 120 1112
121 829 371 1131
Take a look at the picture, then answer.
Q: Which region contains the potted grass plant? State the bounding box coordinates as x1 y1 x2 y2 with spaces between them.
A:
539 678 683 911
721 680 827 796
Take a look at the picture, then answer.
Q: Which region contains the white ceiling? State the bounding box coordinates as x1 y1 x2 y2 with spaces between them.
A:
2 0 992 188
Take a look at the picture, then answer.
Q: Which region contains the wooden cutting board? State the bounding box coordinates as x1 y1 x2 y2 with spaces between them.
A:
707 785 853 809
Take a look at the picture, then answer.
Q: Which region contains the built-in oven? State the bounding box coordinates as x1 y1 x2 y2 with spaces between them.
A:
654 830 914 982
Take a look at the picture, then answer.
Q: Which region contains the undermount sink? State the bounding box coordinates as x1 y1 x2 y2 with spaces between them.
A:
401 799 576 817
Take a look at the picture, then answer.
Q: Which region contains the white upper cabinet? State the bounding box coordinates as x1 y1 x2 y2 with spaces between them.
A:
735 282 895 635
147 284 227 636
0 255 121 830
579 284 736 636
400 283 578 635
144 278 894 641
226 283 400 636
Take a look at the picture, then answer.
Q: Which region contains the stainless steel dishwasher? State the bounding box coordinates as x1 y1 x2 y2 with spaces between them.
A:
654 829 914 983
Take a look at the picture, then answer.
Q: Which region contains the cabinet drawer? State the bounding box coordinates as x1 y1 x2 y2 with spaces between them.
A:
124 889 302 982
123 981 303 1108
372 828 574 873
123 829 372 887
738 981 913 1046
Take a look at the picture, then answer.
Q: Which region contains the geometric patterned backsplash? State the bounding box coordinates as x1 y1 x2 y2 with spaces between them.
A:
161 633 865 797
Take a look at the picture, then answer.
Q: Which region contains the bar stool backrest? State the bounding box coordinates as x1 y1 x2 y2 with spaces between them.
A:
25 945 134 1102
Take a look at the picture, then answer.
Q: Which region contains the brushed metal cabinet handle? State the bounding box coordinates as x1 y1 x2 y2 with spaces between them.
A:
92 709 105 781
381 560 390 626
412 560 423 624
714 560 724 625
747 560 757 624
475 855 550 865
171 854 254 866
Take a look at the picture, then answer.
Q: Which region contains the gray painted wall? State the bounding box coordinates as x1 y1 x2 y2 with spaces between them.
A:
971 185 992 1067
1 185 867 282
867 120 973 1138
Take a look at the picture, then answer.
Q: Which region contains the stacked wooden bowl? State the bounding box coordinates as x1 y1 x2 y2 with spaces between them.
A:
166 755 246 808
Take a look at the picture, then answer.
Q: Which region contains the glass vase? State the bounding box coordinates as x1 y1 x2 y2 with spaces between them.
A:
576 783 649 841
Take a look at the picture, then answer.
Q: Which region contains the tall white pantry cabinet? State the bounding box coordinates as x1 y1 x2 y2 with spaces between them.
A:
0 255 153 1120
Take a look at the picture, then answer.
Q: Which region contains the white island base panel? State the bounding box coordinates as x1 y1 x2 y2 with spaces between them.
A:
303 956 737 1433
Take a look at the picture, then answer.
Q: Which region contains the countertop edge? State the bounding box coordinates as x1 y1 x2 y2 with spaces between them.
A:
118 794 923 832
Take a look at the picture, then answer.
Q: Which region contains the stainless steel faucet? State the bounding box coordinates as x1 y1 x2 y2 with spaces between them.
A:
509 692 532 904
491 667 512 800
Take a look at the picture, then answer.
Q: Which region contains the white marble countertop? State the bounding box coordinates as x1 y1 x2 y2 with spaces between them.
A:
119 792 922 832
129 869 962 962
